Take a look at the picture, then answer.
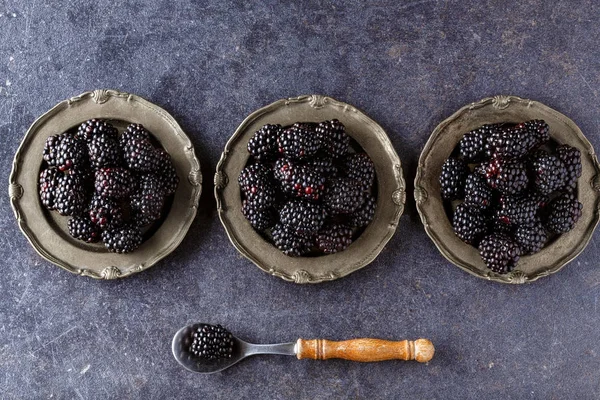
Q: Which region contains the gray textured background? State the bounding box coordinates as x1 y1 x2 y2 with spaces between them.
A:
2 0 600 399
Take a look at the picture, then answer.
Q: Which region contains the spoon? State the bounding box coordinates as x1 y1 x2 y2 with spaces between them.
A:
172 323 435 374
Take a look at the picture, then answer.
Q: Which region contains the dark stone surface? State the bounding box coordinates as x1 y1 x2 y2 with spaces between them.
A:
1 0 600 398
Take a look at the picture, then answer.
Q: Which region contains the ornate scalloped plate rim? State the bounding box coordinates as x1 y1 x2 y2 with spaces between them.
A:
415 95 600 284
215 94 405 284
9 89 202 279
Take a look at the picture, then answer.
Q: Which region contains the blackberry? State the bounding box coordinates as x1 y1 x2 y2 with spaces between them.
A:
102 224 143 253
528 150 567 195
121 138 159 172
348 194 376 228
452 203 487 245
247 124 282 161
484 156 528 195
242 201 277 231
67 216 100 243
524 119 550 146
42 135 59 167
463 173 493 210
95 167 132 199
544 193 583 234
155 150 179 195
52 132 89 172
120 123 150 146
316 119 349 158
271 223 312 256
277 123 320 160
459 124 500 163
39 168 59 210
189 324 234 360
478 233 521 274
279 199 327 237
54 172 88 216
239 163 272 192
88 194 124 230
344 153 375 192
303 157 338 177
131 174 165 226
87 132 121 169
316 223 353 254
439 158 468 200
495 194 544 227
556 145 582 192
77 119 118 142
238 164 277 209
515 221 548 255
274 159 326 201
486 121 546 159
324 178 365 215
488 215 515 236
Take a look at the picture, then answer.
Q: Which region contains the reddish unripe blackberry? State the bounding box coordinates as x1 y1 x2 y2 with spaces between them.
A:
515 221 548 255
544 193 583 234
271 223 312 256
528 150 567 195
68 216 101 243
155 150 179 196
348 194 376 228
439 158 468 200
324 178 365 215
279 199 327 238
248 124 282 161
242 201 277 231
277 123 321 159
556 145 582 192
131 174 165 226
94 167 132 199
88 194 124 230
316 119 349 158
102 224 143 253
316 223 353 254
39 168 59 210
478 233 521 274
54 172 89 216
77 119 118 142
463 173 493 210
484 156 528 195
459 124 500 163
274 158 326 201
344 153 375 192
189 324 234 360
452 203 487 245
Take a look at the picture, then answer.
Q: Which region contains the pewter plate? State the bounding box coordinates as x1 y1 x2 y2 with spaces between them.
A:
415 95 600 284
9 89 202 279
215 95 405 284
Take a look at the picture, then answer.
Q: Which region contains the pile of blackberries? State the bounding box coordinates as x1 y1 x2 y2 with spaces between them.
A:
239 120 377 256
39 119 179 253
440 120 583 274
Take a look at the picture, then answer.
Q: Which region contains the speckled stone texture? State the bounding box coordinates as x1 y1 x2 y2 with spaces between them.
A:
1 0 600 398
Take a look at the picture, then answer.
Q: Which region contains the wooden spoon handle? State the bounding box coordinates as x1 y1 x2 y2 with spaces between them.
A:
296 338 434 363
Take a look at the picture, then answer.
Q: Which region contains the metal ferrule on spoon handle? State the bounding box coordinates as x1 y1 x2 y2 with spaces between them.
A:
295 338 434 363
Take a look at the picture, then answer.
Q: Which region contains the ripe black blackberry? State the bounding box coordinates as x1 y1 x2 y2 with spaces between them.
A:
271 223 312 256
348 194 376 228
277 123 320 159
439 158 468 200
463 173 493 210
102 224 143 253
478 233 521 274
87 132 121 169
51 132 89 172
515 221 548 255
459 124 500 163
120 123 150 146
344 153 375 192
155 150 179 196
486 121 547 160
316 223 353 254
484 156 528 195
495 194 543 227
131 174 165 226
556 145 582 192
316 119 349 158
94 167 132 199
239 163 272 192
280 199 326 238
54 172 88 216
274 159 326 201
324 178 365 215
452 203 487 245
303 157 338 177
544 193 583 234
88 194 124 230
39 168 59 210
242 201 277 231
189 324 234 360
247 124 282 161
68 216 100 243
523 119 550 146
121 138 159 172
77 119 118 142
528 150 567 195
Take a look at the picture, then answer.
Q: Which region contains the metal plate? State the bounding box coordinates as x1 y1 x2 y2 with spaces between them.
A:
215 95 405 284
9 89 202 279
415 95 600 284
